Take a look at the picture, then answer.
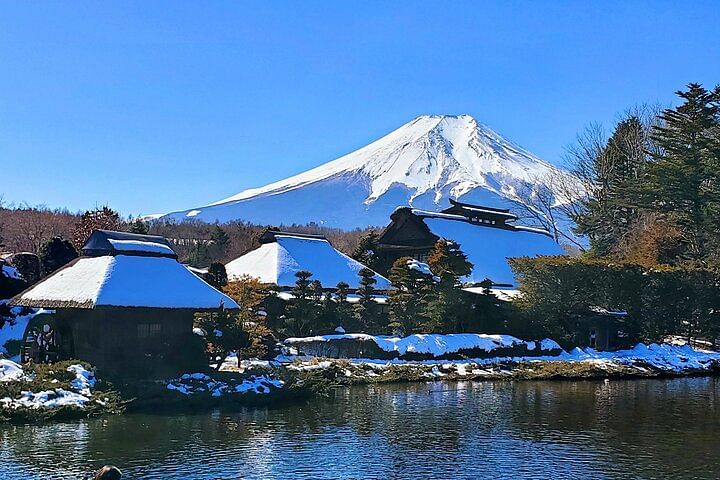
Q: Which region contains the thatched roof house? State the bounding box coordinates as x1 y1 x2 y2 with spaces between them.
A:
376 205 564 286
226 230 391 291
11 230 238 376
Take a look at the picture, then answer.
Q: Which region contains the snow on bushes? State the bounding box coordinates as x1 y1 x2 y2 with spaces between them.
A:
284 333 562 360
0 361 123 421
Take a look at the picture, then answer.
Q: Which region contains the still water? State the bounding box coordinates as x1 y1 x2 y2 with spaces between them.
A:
1 377 719 479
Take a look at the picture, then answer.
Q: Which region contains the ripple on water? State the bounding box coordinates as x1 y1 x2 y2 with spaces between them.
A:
1 377 720 479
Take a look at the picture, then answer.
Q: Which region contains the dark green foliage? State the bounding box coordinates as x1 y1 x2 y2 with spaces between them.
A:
638 84 720 261
509 256 720 347
423 240 473 333
205 262 228 289
351 231 380 271
39 236 78 275
0 361 126 422
353 268 382 333
210 225 231 260
387 257 433 335
574 117 650 256
128 218 149 234
284 271 320 337
333 281 354 332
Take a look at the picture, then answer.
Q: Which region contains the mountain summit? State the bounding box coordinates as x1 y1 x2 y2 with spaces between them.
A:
162 115 574 228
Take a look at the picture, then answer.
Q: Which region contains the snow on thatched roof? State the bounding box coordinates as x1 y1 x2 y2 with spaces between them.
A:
226 233 391 290
82 230 177 258
410 209 564 286
11 230 239 310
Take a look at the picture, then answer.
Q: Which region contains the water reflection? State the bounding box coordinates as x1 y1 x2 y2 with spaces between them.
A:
1 378 719 479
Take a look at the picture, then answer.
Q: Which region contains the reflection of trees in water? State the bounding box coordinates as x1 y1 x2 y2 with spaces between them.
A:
2 378 720 478
504 377 720 476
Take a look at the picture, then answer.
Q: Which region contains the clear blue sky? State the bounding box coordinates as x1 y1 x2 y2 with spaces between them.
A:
1 1 718 217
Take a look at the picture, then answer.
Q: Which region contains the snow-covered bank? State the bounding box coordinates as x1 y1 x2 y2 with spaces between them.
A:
284 333 562 360
278 341 720 383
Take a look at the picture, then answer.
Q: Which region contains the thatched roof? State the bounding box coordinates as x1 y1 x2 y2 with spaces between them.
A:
226 232 391 290
11 230 239 310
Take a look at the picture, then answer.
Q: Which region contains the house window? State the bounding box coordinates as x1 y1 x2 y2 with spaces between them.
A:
138 323 162 339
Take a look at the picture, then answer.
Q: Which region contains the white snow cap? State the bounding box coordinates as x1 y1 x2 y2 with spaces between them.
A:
13 255 239 309
226 234 391 290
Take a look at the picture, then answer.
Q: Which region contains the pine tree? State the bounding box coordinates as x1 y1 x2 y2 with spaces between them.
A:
639 83 720 261
210 225 231 261
194 306 250 370
387 257 434 335
205 262 228 289
284 271 318 337
39 236 78 275
334 281 354 332
353 268 382 333
128 218 149 234
424 240 473 333
351 232 380 271
574 116 650 256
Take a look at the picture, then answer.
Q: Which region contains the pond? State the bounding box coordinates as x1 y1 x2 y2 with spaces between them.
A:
1 377 719 479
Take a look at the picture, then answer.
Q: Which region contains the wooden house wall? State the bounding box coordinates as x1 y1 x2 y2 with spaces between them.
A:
57 307 200 377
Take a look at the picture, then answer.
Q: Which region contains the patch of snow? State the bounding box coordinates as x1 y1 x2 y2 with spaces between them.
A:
67 364 96 396
193 327 205 337
334 325 346 334
167 373 284 396
0 359 24 382
0 389 91 409
1 263 22 280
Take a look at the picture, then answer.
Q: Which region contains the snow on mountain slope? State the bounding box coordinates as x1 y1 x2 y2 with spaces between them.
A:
162 115 577 230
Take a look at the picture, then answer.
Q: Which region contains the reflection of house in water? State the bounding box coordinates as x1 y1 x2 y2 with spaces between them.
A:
574 307 628 351
10 230 238 377
375 200 564 286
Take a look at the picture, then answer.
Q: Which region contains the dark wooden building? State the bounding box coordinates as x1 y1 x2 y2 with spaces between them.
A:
375 202 563 286
10 230 239 377
573 308 628 351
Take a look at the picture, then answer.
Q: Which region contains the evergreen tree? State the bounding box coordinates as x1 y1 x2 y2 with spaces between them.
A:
353 268 382 333
574 116 650 256
39 236 78 275
210 225 231 261
351 231 380 271
284 271 318 337
334 281 354 332
424 240 473 332
205 262 228 289
387 257 434 335
128 218 149 234
639 83 720 261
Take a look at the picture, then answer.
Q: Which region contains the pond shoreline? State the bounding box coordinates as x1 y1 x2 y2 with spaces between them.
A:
3 342 720 423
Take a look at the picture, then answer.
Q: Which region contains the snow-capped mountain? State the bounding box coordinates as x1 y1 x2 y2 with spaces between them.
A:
161 114 577 230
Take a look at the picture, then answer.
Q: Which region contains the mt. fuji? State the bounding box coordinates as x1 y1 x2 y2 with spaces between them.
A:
161 114 576 230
